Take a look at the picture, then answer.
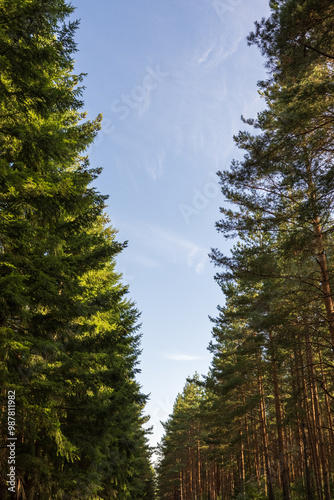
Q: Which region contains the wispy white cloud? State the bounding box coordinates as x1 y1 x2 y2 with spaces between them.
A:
197 43 215 65
145 151 165 181
187 247 199 267
129 254 161 269
164 353 204 362
120 221 209 274
195 255 208 275
145 224 209 273
196 37 242 69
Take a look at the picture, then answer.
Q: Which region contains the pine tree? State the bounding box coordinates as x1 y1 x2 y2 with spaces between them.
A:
157 377 206 500
209 1 334 497
157 2 334 499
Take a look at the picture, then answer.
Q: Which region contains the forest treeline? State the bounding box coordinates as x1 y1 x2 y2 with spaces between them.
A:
157 1 334 499
0 1 155 499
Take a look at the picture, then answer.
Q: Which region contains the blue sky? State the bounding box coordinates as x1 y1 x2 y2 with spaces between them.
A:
71 0 270 454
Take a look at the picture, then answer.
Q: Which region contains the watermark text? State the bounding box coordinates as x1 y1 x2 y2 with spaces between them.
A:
7 390 16 494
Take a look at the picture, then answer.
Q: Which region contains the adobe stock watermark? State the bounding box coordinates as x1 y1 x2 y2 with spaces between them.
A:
149 397 175 430
179 172 220 224
213 0 244 19
7 390 16 494
94 65 169 146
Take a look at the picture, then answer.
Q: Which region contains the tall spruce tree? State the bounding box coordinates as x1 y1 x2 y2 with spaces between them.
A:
0 1 155 498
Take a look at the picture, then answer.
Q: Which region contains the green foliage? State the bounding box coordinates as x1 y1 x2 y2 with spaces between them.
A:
157 1 334 499
0 1 155 498
156 377 207 499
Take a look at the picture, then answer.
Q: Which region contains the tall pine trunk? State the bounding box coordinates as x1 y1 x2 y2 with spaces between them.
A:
305 331 332 500
269 330 291 499
257 355 275 500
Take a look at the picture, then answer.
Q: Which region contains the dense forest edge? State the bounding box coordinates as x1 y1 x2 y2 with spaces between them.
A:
156 0 334 499
0 1 155 499
1 0 334 499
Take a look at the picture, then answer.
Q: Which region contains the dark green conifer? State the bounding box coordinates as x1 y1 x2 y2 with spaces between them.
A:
0 2 154 498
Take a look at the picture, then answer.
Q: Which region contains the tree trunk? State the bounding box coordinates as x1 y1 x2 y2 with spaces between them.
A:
299 338 324 500
307 162 334 352
318 346 334 455
294 341 315 500
239 426 246 497
269 330 291 499
314 219 334 351
257 355 276 500
305 332 331 500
